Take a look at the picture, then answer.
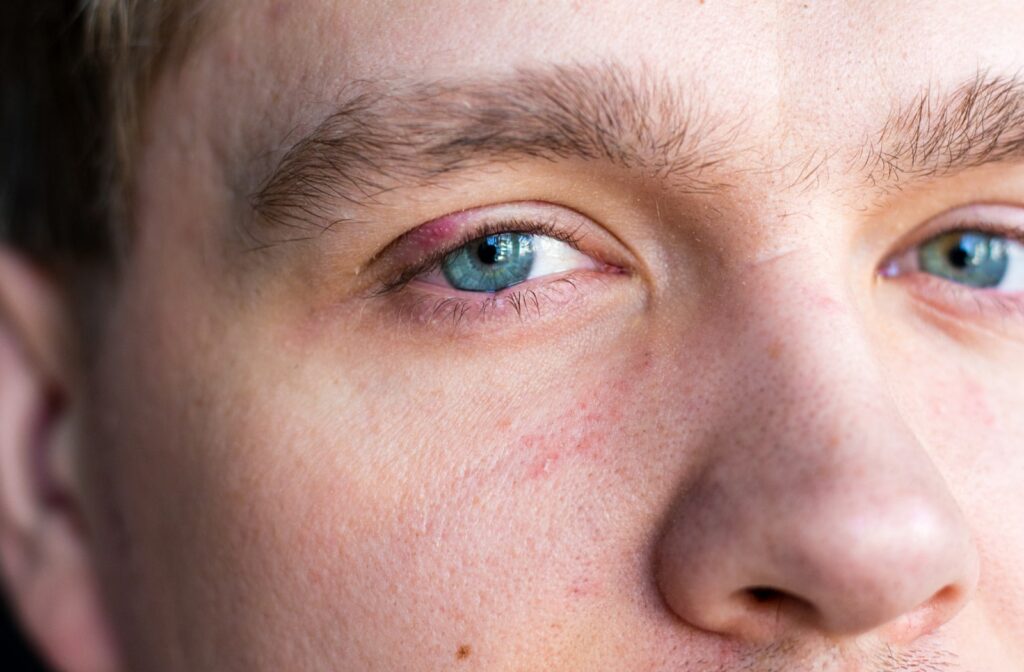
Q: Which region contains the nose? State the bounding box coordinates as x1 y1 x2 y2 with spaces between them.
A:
654 278 978 644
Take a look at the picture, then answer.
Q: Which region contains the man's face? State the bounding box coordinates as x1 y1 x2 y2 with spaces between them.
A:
77 1 1024 669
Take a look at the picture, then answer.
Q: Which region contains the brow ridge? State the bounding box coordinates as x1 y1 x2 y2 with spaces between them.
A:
251 62 744 234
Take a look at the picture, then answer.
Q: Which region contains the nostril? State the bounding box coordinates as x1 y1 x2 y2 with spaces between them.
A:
746 587 785 604
738 586 819 633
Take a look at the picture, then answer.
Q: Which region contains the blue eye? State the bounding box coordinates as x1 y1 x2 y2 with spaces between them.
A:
918 231 1014 289
442 233 536 292
421 229 599 293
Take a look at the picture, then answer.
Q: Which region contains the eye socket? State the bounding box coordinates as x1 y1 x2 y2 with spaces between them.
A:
421 231 598 293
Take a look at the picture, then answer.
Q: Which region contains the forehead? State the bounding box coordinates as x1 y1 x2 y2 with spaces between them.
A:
170 1 1024 195
211 3 1022 106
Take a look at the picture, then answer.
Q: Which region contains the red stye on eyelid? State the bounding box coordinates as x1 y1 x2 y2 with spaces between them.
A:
401 212 466 253
390 201 564 264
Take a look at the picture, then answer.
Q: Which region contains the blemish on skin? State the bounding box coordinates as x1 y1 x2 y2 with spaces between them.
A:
813 295 844 314
959 373 997 428
456 644 472 660
513 380 635 482
527 450 562 480
566 574 603 599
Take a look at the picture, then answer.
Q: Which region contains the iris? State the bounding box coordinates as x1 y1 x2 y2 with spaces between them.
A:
442 233 536 292
919 231 1010 288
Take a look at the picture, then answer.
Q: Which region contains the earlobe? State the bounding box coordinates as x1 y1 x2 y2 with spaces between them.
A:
0 249 122 672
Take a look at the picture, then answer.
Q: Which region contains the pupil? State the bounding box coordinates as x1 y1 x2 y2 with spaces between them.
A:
947 244 970 269
477 241 499 265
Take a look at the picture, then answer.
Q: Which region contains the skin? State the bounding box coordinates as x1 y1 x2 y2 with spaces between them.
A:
1 1 1023 670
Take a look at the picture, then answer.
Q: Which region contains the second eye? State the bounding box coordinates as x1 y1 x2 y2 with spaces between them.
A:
424 232 597 293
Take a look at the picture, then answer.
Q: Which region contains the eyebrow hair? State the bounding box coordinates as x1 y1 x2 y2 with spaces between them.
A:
860 71 1024 189
251 66 1024 236
250 62 742 233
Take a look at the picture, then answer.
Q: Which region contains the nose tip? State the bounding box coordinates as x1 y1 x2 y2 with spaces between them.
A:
791 497 978 639
655 468 979 644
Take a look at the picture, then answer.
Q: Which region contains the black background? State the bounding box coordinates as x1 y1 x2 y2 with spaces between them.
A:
1 1 99 669
1 594 49 671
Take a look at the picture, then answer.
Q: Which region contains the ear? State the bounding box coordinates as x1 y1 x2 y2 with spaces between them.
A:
0 248 121 672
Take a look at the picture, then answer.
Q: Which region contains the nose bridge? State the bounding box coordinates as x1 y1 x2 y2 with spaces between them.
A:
715 266 898 472
731 264 878 417
654 264 978 643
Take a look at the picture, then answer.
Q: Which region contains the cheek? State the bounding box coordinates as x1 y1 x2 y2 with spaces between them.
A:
897 362 1024 639
517 397 624 482
926 371 997 430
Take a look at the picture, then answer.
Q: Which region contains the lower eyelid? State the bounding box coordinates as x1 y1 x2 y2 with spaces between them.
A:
383 270 621 331
896 272 1024 332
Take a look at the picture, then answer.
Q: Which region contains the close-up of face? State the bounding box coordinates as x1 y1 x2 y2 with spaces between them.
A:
1 1 1023 670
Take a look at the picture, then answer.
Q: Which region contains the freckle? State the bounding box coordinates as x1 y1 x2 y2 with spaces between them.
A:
456 644 472 660
767 339 783 360
496 416 512 430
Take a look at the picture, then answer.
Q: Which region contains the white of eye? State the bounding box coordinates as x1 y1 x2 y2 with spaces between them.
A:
997 240 1024 291
526 235 599 279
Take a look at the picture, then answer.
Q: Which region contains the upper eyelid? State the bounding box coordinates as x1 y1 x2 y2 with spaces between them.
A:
878 203 1024 280
369 201 631 292
377 223 584 294
889 203 1024 254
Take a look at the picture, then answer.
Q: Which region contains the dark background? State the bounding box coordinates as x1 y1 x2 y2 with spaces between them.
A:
2 594 49 671
1 2 99 670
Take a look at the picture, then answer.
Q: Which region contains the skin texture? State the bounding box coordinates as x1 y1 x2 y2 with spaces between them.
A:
1 1 1024 670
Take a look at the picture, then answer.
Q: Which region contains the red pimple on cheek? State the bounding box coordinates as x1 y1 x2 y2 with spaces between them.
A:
566 574 603 599
960 374 997 428
517 397 624 482
526 449 562 480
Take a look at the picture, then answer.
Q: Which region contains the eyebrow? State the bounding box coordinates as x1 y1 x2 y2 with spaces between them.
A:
250 62 742 233
251 66 1024 234
859 71 1024 188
